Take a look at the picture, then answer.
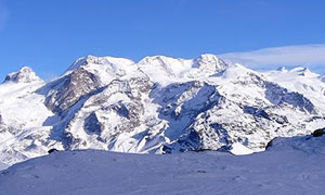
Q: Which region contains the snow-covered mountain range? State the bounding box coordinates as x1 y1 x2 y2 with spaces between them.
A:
0 54 325 166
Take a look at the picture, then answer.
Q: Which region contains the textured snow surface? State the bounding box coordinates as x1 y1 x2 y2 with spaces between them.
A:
1 135 325 195
0 55 325 166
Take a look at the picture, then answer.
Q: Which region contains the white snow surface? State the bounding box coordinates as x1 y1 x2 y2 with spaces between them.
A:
264 67 325 112
0 55 325 167
1 135 325 195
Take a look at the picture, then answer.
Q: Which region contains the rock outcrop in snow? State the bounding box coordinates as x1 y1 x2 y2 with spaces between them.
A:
0 54 325 166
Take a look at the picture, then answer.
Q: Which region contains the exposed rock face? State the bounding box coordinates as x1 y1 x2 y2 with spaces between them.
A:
84 112 103 135
0 55 325 166
43 68 101 113
264 82 315 113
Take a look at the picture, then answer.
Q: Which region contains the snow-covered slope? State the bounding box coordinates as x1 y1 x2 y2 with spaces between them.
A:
0 55 325 166
1 134 325 195
264 67 325 112
0 68 58 166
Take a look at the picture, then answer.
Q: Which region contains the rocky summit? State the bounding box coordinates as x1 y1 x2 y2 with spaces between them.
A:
0 54 325 166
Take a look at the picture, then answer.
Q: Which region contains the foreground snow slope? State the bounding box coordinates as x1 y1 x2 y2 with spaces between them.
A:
1 135 325 195
1 54 325 166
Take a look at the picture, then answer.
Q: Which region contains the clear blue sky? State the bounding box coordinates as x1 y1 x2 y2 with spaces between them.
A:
1 0 325 80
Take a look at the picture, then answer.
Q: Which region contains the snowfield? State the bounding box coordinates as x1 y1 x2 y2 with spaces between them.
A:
1 134 325 195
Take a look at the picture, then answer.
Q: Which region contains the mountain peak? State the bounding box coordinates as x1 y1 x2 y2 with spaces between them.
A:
137 55 193 84
66 55 135 73
276 66 288 72
290 67 318 77
198 53 220 61
138 55 188 65
3 66 42 84
194 54 228 72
